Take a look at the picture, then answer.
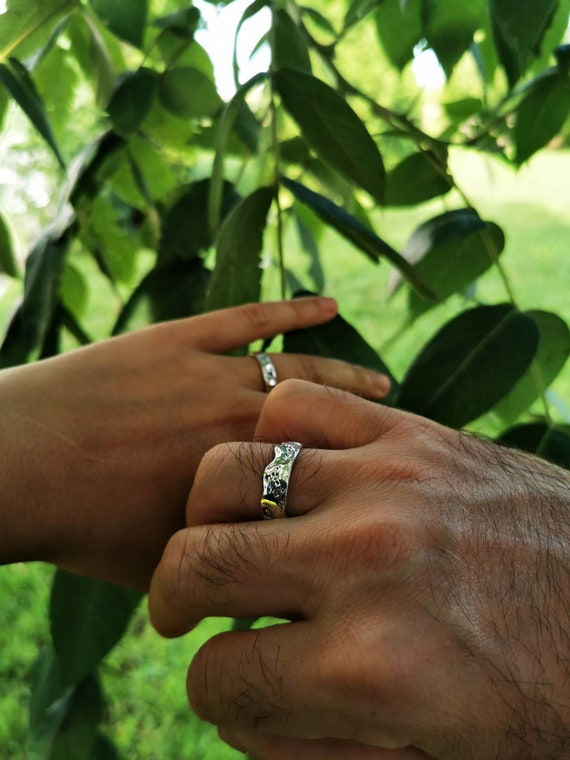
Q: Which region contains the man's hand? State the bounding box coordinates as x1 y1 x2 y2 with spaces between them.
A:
0 298 389 590
149 380 570 759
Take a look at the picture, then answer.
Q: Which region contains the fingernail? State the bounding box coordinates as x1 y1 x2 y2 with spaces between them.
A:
316 296 337 313
373 373 391 394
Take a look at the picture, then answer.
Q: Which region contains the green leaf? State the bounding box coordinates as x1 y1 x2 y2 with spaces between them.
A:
498 422 570 469
385 151 451 206
60 262 88 318
399 209 505 318
28 646 104 760
160 179 240 266
282 177 438 302
88 0 148 48
50 569 141 688
490 0 559 84
375 0 422 70
158 66 223 120
344 0 385 30
206 187 273 312
113 258 211 334
106 67 157 135
153 7 200 39
494 311 570 423
398 304 540 428
422 0 487 75
513 70 570 164
273 9 312 73
0 210 19 277
0 58 65 168
0 225 73 368
300 6 337 37
232 0 269 87
88 734 121 760
208 71 267 235
0 0 74 63
274 67 386 202
67 13 116 109
284 292 398 405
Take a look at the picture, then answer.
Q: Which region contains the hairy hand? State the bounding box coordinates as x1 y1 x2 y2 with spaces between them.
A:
0 299 389 589
150 380 570 759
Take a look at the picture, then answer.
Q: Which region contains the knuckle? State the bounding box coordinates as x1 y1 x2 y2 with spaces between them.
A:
240 301 272 332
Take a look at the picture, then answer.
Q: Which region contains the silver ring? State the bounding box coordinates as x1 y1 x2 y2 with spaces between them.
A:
261 441 303 519
252 352 278 392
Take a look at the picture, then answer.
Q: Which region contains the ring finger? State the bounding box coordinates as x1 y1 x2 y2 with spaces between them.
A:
186 441 339 526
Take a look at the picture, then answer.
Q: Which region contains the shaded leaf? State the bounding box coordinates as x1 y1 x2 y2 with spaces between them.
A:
89 0 148 48
0 57 65 168
209 71 267 234
422 0 487 75
398 304 540 428
153 7 200 39
0 210 19 277
113 258 211 334
282 177 438 302
274 67 385 202
207 187 273 312
344 0 385 30
375 0 422 70
50 569 141 688
490 0 559 84
385 151 451 206
300 7 337 37
158 66 222 120
397 209 505 318
284 291 398 404
273 9 312 73
494 311 570 423
106 67 157 135
514 70 570 164
498 422 570 470
160 179 240 266
0 225 73 368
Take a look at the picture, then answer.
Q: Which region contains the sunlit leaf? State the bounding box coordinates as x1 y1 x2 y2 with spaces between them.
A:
344 0 385 31
274 68 385 202
89 0 148 49
300 6 337 37
207 187 273 313
50 570 141 688
494 311 570 423
0 0 74 63
0 58 65 168
398 304 540 428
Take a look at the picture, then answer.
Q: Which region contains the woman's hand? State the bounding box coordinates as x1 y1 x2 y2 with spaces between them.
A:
0 297 389 590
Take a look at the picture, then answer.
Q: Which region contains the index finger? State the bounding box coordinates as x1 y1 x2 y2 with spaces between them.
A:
189 297 338 352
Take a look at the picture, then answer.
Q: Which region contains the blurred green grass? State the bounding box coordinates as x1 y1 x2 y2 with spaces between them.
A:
1 149 570 758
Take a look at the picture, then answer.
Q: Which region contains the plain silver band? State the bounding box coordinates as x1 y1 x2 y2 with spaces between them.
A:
261 441 303 519
252 352 278 392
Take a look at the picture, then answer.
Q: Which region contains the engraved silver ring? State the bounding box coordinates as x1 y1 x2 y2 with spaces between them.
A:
251 352 278 392
261 441 303 519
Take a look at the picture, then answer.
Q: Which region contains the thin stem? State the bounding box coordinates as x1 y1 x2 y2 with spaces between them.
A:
270 2 286 299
